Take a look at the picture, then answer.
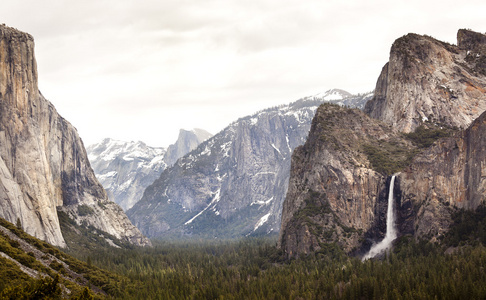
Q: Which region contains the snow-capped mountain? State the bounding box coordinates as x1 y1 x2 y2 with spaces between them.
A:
306 89 373 109
312 88 353 101
87 128 212 211
87 139 167 211
127 90 372 239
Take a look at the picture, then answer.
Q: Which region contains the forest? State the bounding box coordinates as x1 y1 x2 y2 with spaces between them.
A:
77 237 486 299
1 205 486 299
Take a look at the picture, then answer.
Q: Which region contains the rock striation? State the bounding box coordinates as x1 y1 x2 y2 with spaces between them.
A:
365 29 486 133
0 24 150 247
398 109 486 242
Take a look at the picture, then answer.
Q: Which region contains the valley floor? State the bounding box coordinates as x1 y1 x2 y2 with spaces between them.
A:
65 237 486 300
2 205 486 299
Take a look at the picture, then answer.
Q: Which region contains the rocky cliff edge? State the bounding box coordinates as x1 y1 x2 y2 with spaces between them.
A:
0 25 150 247
280 30 486 258
278 104 417 257
365 29 486 133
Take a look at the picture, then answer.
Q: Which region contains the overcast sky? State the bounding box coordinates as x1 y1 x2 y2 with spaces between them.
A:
2 0 485 147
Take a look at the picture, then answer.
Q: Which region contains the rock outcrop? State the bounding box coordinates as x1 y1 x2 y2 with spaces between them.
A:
280 29 486 258
163 128 212 167
278 104 415 257
365 29 486 133
398 109 486 242
0 25 150 247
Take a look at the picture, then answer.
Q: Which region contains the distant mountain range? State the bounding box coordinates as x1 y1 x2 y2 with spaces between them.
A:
303 89 371 109
87 129 212 210
125 89 373 239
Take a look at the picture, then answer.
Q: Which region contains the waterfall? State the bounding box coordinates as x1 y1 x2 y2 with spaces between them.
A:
362 174 398 260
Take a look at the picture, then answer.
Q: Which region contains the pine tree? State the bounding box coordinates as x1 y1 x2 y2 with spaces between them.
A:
72 287 94 300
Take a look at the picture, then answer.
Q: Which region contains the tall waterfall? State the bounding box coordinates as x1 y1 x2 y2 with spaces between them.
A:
363 174 398 260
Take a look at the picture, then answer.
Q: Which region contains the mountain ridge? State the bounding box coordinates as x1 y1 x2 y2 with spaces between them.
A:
127 90 372 239
87 128 212 211
87 138 167 211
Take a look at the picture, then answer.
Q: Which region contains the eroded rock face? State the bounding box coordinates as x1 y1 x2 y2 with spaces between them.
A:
365 29 486 244
398 110 486 242
280 30 486 259
0 25 150 247
457 29 486 76
278 104 415 257
365 30 486 133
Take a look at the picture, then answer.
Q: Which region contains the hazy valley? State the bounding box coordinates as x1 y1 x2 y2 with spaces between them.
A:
1 23 486 299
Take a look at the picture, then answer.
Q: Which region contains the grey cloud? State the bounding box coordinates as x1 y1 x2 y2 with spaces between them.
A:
2 0 486 148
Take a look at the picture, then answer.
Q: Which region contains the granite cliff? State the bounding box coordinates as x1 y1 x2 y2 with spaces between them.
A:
280 29 486 258
397 109 486 242
278 104 416 257
128 99 322 239
365 29 486 133
163 128 213 167
0 25 149 247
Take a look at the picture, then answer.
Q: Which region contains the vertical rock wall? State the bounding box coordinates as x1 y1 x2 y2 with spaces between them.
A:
278 104 415 257
365 30 486 133
0 25 150 247
280 30 486 258
398 110 486 241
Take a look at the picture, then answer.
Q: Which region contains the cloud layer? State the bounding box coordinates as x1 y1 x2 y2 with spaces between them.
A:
2 0 485 146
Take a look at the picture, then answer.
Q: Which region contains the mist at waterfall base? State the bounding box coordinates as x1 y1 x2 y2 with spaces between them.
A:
362 175 398 260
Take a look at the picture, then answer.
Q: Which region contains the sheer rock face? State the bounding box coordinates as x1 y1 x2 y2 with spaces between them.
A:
163 129 213 167
280 30 486 259
278 104 414 257
0 25 150 247
364 29 486 243
398 110 486 242
365 30 486 133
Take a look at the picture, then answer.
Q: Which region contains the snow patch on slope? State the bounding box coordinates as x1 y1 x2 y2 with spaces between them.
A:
254 213 271 231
